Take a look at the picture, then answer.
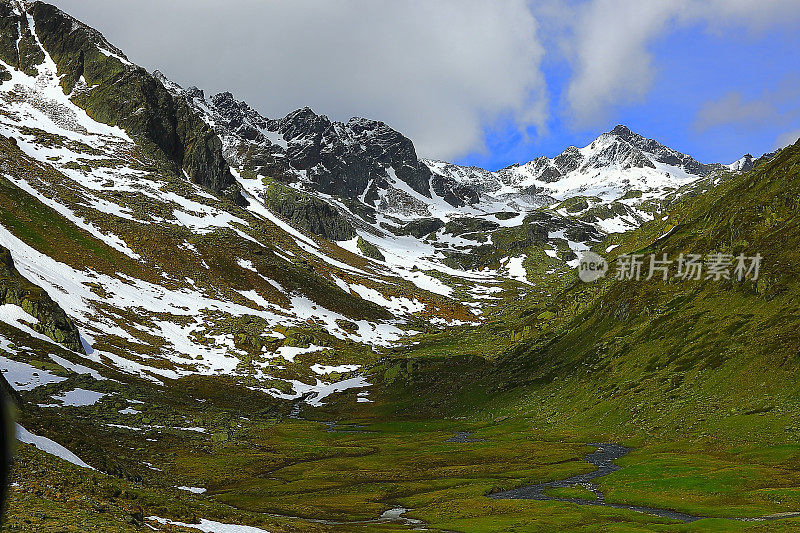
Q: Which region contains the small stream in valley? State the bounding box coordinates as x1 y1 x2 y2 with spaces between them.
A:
489 442 800 523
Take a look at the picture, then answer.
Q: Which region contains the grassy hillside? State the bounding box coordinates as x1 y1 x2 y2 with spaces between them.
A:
5 138 800 533
3 0 800 528
270 139 800 530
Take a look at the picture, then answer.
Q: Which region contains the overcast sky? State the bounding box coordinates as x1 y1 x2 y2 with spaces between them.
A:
49 0 800 169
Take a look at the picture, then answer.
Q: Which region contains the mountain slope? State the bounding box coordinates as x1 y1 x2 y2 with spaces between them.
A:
0 0 767 406
0 0 776 417
3 2 800 532
372 137 800 436
0 0 482 407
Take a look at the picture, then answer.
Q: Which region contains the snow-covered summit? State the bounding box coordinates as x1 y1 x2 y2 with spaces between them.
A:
427 124 728 205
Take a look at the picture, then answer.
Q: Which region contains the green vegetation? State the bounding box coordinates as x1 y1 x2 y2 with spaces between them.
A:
543 485 597 500
264 178 356 241
3 4 800 528
357 236 385 261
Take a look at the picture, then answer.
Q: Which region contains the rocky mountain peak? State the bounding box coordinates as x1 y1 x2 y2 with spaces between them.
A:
604 124 721 176
609 123 652 142
553 146 584 174
585 134 655 171
345 115 383 130
279 106 332 141
185 86 205 100
610 124 634 137
153 70 182 94
729 153 755 172
210 91 238 109
177 77 735 221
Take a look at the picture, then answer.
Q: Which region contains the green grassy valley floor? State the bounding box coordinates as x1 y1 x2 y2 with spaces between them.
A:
8 373 800 533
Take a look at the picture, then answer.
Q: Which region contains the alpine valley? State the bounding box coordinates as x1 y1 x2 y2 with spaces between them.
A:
2 1 800 532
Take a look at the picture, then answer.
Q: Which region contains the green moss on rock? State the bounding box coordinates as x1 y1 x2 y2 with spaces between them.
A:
0 4 44 76
263 180 355 241
356 237 384 261
0 245 83 352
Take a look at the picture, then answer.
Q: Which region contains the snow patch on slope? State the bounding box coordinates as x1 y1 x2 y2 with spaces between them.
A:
16 424 94 469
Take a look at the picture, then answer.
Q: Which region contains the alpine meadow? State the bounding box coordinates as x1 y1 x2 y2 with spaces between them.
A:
1 1 800 532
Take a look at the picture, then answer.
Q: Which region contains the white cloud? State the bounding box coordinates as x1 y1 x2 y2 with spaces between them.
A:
564 0 679 128
48 0 547 160
561 0 800 128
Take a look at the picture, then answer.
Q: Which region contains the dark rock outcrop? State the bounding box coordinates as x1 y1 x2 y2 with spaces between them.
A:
395 218 445 239
444 217 500 236
357 237 385 261
0 245 84 353
431 173 481 206
189 91 488 211
529 157 564 183
553 146 584 174
264 182 355 241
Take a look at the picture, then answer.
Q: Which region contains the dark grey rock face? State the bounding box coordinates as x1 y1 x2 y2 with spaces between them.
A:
553 147 584 174
272 109 436 202
423 160 496 203
608 125 721 175
582 136 656 171
189 90 294 182
189 91 486 210
529 157 563 183
209 92 271 143
431 173 481 206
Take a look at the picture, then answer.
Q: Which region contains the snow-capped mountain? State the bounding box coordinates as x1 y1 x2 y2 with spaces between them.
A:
177 85 754 266
147 67 782 301
0 0 773 414
428 125 724 204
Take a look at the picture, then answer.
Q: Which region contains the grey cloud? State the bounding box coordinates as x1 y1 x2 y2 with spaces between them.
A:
48 0 548 160
693 79 800 133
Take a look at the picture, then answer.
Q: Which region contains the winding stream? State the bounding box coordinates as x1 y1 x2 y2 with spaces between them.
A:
489 442 800 523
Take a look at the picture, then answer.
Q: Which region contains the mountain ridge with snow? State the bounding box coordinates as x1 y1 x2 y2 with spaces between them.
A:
0 0 781 413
